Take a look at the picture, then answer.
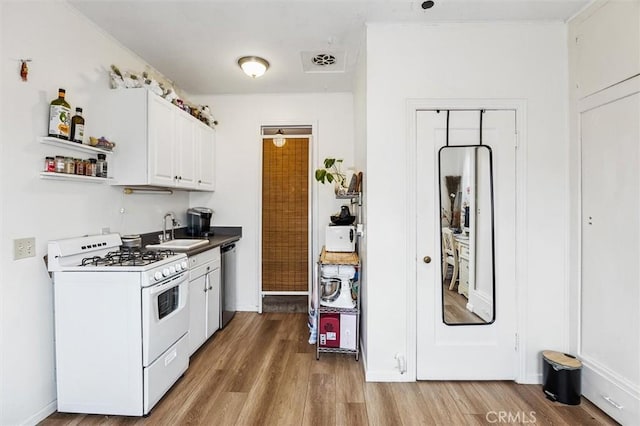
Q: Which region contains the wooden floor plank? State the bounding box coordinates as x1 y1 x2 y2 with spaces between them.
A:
302 373 337 426
391 382 437 425
336 402 369 426
363 382 403 426
41 312 617 426
263 352 312 425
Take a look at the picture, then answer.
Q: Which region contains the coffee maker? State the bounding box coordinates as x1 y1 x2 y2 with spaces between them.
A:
187 207 214 236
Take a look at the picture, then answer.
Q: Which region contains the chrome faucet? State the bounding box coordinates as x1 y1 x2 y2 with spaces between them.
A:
163 212 176 242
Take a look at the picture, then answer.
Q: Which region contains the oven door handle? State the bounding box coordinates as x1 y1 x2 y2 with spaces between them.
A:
150 272 187 295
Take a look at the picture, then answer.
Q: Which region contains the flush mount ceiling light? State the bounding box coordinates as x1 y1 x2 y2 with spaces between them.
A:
238 56 269 78
273 129 286 148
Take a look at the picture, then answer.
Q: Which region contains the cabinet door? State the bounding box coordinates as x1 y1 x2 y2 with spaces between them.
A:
581 90 640 424
188 276 207 355
576 0 640 98
175 113 197 188
148 94 176 186
195 124 216 191
205 268 221 338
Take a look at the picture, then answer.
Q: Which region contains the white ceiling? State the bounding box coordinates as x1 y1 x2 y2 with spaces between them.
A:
69 0 590 95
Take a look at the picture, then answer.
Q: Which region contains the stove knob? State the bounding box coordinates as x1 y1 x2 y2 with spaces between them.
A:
175 263 182 271
154 271 163 281
169 266 176 274
162 268 170 277
181 261 188 270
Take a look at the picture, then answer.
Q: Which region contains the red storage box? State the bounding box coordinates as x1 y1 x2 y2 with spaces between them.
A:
319 314 340 348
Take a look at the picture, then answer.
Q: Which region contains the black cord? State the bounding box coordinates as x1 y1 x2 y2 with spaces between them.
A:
479 109 485 146
446 110 450 146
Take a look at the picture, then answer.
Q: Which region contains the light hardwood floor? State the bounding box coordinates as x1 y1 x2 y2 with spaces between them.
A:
42 312 617 425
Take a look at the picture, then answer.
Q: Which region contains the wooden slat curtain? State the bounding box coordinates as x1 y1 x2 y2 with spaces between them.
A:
262 137 309 292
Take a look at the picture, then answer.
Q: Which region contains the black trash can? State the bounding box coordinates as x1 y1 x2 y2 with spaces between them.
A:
542 350 582 405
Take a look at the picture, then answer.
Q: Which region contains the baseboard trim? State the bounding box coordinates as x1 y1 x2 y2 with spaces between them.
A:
21 400 56 426
519 373 542 385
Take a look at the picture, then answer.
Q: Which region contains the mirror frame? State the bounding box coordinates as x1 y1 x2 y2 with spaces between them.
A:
437 144 496 326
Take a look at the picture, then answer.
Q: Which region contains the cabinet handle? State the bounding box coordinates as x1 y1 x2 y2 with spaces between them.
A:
198 180 202 184
423 256 432 264
174 175 178 180
602 395 624 410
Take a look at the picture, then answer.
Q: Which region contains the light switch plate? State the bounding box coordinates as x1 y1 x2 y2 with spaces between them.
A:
14 237 35 260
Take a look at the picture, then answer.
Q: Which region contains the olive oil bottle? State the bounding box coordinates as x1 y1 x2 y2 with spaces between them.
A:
48 88 71 140
70 107 85 143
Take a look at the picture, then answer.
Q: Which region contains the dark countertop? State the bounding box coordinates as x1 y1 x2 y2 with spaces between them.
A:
140 226 242 257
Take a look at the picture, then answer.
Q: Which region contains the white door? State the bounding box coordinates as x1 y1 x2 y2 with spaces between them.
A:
416 110 517 380
580 88 640 424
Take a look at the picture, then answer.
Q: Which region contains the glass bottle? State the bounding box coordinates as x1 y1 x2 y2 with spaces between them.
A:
96 154 108 178
70 107 85 144
48 88 71 140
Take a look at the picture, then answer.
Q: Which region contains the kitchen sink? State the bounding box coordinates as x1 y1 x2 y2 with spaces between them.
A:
146 239 209 252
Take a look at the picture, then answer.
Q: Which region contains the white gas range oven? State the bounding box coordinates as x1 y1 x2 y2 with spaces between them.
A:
48 233 190 416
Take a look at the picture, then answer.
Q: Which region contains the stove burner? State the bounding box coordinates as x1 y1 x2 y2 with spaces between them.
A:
79 249 177 267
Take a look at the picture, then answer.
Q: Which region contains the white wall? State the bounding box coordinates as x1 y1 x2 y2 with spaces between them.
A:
364 23 569 382
0 3 190 424
189 93 355 311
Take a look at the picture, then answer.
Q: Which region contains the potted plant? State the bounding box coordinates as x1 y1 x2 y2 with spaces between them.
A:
314 158 348 194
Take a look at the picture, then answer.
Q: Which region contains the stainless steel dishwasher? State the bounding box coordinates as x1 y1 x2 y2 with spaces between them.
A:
220 243 236 328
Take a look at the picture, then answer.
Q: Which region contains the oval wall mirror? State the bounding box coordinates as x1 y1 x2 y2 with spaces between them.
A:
439 145 495 325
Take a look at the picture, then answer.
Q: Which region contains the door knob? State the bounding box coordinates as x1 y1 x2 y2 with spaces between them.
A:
423 256 432 264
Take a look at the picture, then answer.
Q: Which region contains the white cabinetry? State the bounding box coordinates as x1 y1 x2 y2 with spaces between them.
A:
91 88 215 191
195 122 216 191
575 0 640 98
570 3 640 422
188 247 221 355
579 80 640 425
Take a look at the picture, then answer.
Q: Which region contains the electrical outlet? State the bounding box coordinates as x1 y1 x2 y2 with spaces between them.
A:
14 237 35 260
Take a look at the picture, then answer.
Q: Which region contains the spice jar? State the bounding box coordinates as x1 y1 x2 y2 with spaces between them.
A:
64 157 75 174
75 158 85 175
96 154 108 178
45 157 55 172
86 158 97 177
55 156 65 173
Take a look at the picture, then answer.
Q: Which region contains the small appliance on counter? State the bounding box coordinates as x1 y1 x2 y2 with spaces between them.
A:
325 225 356 252
187 207 214 236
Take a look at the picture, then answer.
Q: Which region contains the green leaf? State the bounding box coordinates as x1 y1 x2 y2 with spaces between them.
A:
324 158 335 168
326 174 334 183
315 169 326 183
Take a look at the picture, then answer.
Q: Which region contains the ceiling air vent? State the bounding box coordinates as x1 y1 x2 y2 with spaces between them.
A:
312 53 336 66
301 51 346 73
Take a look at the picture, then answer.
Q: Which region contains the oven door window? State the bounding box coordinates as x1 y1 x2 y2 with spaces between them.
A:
157 285 180 320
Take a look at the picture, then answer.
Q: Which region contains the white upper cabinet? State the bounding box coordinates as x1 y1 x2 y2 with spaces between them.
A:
575 0 640 98
91 88 215 191
174 111 198 188
195 121 216 191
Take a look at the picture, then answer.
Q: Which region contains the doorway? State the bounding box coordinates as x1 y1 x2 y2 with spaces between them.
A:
261 126 312 312
415 109 518 380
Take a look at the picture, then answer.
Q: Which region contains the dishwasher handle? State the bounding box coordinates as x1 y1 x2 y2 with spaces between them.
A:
221 243 236 253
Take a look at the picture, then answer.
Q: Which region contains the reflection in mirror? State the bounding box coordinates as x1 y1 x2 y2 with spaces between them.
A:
439 145 495 325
